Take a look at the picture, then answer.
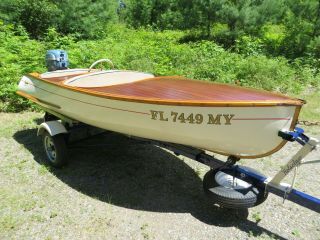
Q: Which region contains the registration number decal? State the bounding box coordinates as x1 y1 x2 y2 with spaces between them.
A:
150 110 235 125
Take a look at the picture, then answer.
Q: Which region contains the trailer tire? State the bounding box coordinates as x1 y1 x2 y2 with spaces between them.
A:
42 131 68 168
203 167 268 209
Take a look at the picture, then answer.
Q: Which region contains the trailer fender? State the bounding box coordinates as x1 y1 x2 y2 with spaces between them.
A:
37 121 68 136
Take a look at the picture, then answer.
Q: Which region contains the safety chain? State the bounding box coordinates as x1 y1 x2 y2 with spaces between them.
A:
298 120 320 126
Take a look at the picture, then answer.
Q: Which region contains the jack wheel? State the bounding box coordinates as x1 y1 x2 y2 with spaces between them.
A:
203 167 268 209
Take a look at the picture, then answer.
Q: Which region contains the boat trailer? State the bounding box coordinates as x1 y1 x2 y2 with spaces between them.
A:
147 129 320 213
38 111 320 213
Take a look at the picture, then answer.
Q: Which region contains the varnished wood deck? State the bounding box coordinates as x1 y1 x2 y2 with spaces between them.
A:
86 77 302 103
29 72 304 107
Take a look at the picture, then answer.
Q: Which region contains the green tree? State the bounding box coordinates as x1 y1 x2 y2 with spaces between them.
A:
198 0 225 37
125 0 182 29
125 0 152 27
281 0 320 58
0 0 59 39
56 0 117 39
0 0 19 23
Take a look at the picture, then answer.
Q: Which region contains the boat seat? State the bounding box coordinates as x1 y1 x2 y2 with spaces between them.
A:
40 69 92 78
64 70 155 87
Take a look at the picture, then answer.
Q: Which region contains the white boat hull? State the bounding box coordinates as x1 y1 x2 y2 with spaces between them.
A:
18 75 298 158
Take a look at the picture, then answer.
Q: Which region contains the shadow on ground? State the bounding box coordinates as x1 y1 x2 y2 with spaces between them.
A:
13 127 285 239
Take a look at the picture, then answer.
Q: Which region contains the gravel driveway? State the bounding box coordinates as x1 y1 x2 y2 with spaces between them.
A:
0 112 319 240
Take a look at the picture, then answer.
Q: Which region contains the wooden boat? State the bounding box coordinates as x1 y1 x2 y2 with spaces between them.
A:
17 64 304 159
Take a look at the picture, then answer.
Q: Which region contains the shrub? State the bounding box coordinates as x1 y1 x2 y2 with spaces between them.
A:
0 23 319 112
15 0 59 39
0 21 45 111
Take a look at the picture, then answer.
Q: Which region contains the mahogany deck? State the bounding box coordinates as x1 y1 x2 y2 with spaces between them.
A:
30 73 304 106
86 77 302 104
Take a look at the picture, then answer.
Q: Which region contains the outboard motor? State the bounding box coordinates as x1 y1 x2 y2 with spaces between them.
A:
45 50 69 71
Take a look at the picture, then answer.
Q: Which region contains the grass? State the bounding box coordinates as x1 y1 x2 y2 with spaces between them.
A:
0 215 19 231
300 90 320 122
141 223 150 240
38 165 52 175
0 112 42 138
0 187 36 233
252 211 262 223
291 230 301 237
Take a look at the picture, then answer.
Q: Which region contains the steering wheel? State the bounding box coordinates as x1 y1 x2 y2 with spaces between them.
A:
88 59 114 72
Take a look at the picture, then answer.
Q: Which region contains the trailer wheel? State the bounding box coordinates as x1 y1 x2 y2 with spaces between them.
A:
42 131 68 168
203 167 268 209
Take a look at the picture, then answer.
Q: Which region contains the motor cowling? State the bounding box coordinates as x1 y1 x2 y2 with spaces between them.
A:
45 50 69 71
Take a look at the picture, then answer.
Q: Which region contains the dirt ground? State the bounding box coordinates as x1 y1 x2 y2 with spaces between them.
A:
0 112 319 240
